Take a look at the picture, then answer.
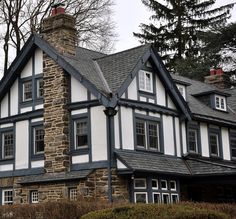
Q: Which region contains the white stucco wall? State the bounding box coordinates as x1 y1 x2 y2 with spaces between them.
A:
163 115 175 155
71 76 88 102
35 49 43 75
21 58 32 78
200 123 209 157
1 94 8 118
221 127 231 160
15 121 29 169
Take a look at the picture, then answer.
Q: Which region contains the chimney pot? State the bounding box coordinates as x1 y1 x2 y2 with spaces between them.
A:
51 7 65 16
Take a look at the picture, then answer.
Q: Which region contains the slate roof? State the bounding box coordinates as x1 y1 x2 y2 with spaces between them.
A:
17 170 92 184
115 150 190 176
171 74 236 126
115 150 236 177
185 157 236 176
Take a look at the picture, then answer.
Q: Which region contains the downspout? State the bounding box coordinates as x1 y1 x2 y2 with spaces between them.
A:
104 107 117 202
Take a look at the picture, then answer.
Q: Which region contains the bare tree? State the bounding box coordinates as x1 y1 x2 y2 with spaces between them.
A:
0 0 116 74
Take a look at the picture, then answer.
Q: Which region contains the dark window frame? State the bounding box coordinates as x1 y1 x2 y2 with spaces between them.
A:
134 115 163 153
229 130 236 160
187 123 201 155
0 127 15 161
208 127 223 158
33 126 44 155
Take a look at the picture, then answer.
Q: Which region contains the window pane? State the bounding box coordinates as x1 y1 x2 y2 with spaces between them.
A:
135 193 147 203
69 188 77 201
230 136 236 158
149 123 159 150
37 79 43 98
170 181 176 191
171 194 179 203
215 97 220 108
161 180 167 190
31 191 39 203
3 190 13 205
23 81 32 101
76 121 88 148
35 128 44 154
188 129 197 152
220 98 225 109
210 134 219 156
136 121 145 148
162 194 170 204
134 179 146 189
153 193 160 203
3 132 14 158
152 179 158 189
145 73 152 91
139 71 145 90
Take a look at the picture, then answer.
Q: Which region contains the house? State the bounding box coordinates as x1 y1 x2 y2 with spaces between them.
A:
0 7 235 205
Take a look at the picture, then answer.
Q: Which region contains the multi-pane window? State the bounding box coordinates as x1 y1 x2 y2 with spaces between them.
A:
69 188 77 201
139 70 153 93
31 191 39 203
23 81 32 101
75 119 88 149
2 190 13 205
34 127 44 154
230 132 236 159
2 132 14 159
188 129 198 153
133 178 179 204
136 119 160 151
37 79 43 98
209 133 220 157
215 95 226 111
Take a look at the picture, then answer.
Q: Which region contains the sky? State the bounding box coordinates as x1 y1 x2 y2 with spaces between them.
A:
113 0 236 52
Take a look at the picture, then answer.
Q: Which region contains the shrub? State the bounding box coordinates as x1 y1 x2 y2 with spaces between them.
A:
81 204 231 219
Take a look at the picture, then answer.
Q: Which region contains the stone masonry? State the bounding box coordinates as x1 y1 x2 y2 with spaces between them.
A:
41 11 77 173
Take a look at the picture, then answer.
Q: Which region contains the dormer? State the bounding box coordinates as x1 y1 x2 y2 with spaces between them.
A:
173 79 191 101
193 90 230 112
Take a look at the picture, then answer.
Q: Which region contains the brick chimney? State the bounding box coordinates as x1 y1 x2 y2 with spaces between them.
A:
42 5 76 173
204 68 231 89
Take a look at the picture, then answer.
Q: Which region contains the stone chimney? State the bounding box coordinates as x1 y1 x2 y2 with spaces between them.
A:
42 5 76 173
204 68 231 89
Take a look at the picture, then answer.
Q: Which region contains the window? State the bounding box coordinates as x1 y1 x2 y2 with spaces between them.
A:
229 131 236 160
23 81 32 101
36 79 43 98
69 188 77 201
153 193 161 203
139 70 153 93
188 129 198 153
152 179 158 190
171 194 179 203
136 119 160 151
215 95 226 111
161 180 168 190
134 192 148 203
2 132 14 159
75 119 88 149
162 193 170 204
134 179 146 189
34 127 44 154
31 191 39 203
209 133 220 157
170 181 176 191
2 189 13 205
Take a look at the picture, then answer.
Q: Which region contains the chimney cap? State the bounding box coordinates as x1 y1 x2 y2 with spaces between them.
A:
52 3 65 9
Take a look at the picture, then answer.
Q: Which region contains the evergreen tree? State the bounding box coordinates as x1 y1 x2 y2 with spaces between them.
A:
134 0 234 70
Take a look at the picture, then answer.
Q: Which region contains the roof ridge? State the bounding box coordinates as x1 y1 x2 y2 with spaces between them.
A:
76 46 107 56
94 43 151 61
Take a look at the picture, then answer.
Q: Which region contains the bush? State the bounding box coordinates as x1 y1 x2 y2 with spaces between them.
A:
81 204 231 219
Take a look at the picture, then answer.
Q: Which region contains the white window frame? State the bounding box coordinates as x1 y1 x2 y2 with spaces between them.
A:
31 191 39 204
171 194 179 203
2 132 14 159
215 95 226 111
176 84 186 100
2 189 13 205
209 132 220 157
134 192 148 203
134 178 147 189
36 78 43 99
160 180 168 190
162 193 170 204
69 188 77 201
170 181 177 191
152 179 159 190
33 126 44 155
152 192 161 203
23 80 32 102
138 70 153 93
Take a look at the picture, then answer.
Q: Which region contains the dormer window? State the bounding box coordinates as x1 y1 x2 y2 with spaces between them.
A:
139 70 153 93
215 95 226 111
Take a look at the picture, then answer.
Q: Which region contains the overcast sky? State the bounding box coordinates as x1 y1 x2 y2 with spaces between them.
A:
113 0 236 52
